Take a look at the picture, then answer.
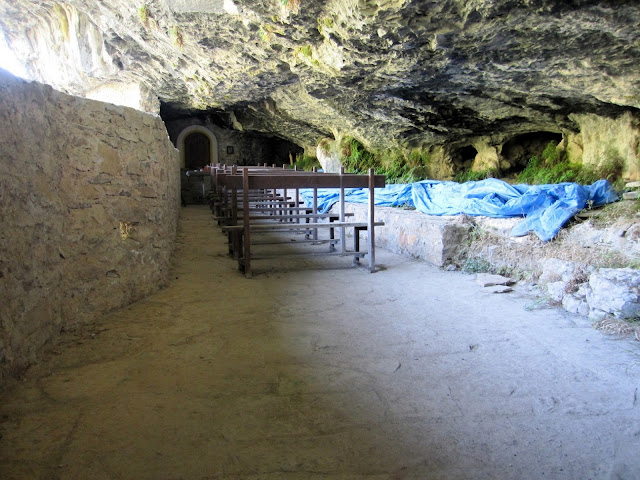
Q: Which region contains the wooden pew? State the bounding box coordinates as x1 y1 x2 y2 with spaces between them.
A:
210 165 309 225
223 168 385 278
215 166 352 257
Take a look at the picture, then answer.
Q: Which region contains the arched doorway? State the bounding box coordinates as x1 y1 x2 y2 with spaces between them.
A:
184 132 210 170
176 126 219 168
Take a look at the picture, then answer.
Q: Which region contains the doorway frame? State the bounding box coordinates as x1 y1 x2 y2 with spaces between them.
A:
176 126 219 168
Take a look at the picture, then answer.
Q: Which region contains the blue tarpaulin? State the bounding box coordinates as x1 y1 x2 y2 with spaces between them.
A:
299 178 619 242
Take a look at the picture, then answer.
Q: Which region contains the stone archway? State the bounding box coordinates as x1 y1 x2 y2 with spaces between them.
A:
176 126 219 168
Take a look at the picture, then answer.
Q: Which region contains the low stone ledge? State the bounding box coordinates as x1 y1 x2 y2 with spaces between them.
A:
335 203 471 266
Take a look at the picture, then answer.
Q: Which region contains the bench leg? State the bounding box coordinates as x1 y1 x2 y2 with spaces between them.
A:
353 227 361 265
228 230 243 259
227 231 234 256
329 227 336 252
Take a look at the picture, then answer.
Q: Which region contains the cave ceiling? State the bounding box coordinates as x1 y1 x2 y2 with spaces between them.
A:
1 0 640 152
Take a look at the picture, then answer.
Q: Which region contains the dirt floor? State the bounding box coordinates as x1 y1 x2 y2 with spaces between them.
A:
1 205 640 480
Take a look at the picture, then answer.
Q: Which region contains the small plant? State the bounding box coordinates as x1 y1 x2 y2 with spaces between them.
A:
466 224 486 245
541 140 564 165
138 4 149 25
258 24 282 43
496 265 517 278
524 296 553 311
318 138 332 155
291 154 321 171
119 222 133 240
340 137 379 174
376 148 431 183
317 17 334 34
299 44 312 58
293 44 320 67
169 25 184 49
259 26 270 43
461 256 494 274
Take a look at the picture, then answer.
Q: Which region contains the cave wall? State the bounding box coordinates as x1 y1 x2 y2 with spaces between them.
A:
568 113 640 181
0 70 181 389
165 118 303 167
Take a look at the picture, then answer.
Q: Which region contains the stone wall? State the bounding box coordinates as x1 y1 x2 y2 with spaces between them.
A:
333 203 471 267
0 70 181 389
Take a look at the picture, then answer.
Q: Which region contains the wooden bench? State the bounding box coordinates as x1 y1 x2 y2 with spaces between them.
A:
221 168 385 278
210 165 311 226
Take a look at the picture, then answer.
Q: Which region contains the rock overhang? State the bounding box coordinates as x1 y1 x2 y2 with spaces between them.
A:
0 0 639 154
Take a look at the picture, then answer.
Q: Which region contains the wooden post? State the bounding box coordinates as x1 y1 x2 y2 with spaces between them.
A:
210 165 217 202
231 165 238 226
312 166 318 241
242 168 252 278
284 185 289 220
368 168 376 273
339 167 346 253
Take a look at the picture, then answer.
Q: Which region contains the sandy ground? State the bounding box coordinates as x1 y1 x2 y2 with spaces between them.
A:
1 205 640 480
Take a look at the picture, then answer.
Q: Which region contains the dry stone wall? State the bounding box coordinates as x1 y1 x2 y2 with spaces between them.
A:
0 70 180 389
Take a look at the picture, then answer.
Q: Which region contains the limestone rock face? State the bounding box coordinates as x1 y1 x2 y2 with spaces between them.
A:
2 1 640 155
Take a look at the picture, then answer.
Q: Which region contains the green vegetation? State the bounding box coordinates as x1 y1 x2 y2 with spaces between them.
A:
169 26 184 49
291 154 321 171
318 138 332 155
453 168 497 183
299 44 312 58
258 26 270 43
138 4 149 25
317 17 334 34
516 141 624 187
258 24 283 43
460 256 494 274
379 149 430 183
339 137 431 183
293 44 320 67
340 137 378 174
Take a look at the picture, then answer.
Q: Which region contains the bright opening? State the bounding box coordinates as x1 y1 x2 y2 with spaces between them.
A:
0 34 29 80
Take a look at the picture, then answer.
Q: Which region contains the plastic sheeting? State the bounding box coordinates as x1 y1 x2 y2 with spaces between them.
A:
299 178 619 241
